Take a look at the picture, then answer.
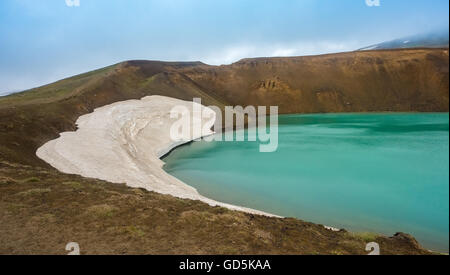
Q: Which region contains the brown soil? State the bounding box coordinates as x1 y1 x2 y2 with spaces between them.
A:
0 161 431 255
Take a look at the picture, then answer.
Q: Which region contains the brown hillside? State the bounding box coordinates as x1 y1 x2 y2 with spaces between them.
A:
181 48 449 113
0 48 448 167
0 49 447 254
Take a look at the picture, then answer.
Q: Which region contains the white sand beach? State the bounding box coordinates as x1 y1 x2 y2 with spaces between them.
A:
36 95 274 216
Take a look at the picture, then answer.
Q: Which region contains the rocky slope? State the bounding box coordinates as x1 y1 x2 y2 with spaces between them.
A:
0 48 448 167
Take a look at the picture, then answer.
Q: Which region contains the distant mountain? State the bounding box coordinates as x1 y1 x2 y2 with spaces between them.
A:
359 30 449 51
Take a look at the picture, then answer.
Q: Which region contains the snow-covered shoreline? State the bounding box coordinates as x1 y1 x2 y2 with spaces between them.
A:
36 95 276 217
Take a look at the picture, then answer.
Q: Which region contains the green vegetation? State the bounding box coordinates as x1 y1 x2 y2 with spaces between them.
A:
348 232 379 243
0 65 116 107
123 225 146 238
23 177 40 183
85 204 117 218
17 188 51 196
62 181 83 190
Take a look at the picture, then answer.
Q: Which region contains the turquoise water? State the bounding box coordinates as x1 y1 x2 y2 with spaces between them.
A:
163 113 449 252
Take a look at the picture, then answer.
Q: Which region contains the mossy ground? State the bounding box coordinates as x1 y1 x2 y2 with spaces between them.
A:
0 160 431 255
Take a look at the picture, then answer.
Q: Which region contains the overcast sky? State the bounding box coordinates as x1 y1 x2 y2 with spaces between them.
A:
0 0 449 94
